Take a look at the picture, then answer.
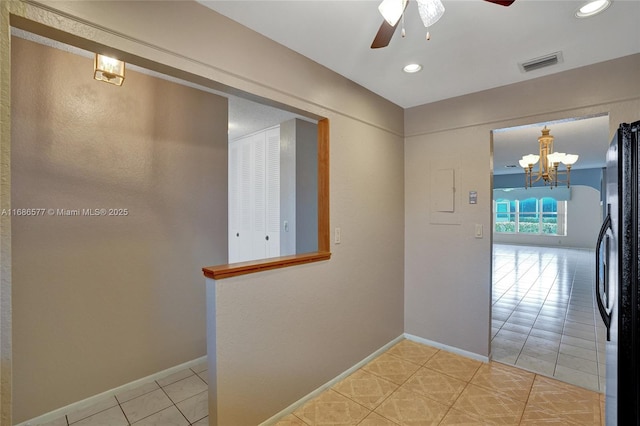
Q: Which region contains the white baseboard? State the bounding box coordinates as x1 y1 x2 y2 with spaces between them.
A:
20 335 488 426
259 334 405 426
403 333 489 363
17 356 207 426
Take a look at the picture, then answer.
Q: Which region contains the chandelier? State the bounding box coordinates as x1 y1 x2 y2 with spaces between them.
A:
519 126 579 189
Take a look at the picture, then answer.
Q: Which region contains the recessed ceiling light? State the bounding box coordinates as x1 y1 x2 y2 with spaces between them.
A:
576 0 611 18
403 63 422 73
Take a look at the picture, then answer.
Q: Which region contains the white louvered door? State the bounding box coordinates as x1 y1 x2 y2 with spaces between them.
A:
265 127 280 258
228 126 280 263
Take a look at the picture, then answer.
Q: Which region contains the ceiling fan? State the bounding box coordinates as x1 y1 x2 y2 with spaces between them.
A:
371 0 515 49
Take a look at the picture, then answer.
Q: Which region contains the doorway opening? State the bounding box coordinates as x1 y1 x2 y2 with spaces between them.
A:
490 114 609 392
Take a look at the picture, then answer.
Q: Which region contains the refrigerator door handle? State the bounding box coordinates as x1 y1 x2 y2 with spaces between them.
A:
595 207 612 340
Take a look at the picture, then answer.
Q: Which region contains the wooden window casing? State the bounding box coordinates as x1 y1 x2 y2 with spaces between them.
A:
203 118 331 280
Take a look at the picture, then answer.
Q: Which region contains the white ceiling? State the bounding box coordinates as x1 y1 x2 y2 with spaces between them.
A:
199 0 640 109
199 0 638 173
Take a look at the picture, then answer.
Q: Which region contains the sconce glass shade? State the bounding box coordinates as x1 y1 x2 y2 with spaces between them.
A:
547 152 566 164
522 154 540 165
378 0 406 26
94 54 125 86
562 154 579 165
417 0 445 27
518 159 529 168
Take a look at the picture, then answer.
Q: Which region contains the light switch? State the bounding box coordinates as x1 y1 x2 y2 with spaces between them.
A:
469 191 477 204
475 224 483 238
335 227 341 244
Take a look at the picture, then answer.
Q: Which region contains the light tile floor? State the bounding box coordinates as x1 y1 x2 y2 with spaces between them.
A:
33 361 209 426
492 244 606 392
275 339 603 425
34 340 604 425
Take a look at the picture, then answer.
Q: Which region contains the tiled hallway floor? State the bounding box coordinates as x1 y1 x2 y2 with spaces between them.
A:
492 244 606 392
32 362 209 426
32 339 604 425
275 339 603 425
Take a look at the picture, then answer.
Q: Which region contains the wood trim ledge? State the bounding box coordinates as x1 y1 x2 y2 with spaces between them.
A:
203 252 331 280
203 118 331 281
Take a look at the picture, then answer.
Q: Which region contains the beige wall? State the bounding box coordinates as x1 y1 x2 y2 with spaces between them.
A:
279 118 318 256
11 37 228 422
405 54 640 357
214 116 405 424
1 1 405 424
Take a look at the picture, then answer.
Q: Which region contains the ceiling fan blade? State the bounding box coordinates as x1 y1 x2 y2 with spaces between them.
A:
371 0 410 49
483 0 515 6
371 20 398 49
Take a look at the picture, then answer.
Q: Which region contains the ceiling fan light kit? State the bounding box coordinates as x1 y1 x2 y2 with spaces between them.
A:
371 0 515 49
417 0 445 28
378 0 407 26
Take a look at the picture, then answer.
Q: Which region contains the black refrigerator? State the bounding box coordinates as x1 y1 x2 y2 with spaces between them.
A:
596 120 640 425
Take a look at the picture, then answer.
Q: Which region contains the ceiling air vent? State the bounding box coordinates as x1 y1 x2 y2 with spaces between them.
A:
519 52 563 73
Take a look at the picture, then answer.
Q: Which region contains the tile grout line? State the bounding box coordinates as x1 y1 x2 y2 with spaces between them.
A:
495 254 561 370
355 349 440 424
116 404 131 426
559 254 602 390
516 371 539 425
434 361 486 425
553 255 579 379
492 246 603 391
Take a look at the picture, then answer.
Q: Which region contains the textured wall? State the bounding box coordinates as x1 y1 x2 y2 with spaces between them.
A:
405 54 640 357
279 118 318 256
0 2 12 424
11 36 228 422
279 119 297 256
215 115 404 424
3 1 405 424
295 119 318 254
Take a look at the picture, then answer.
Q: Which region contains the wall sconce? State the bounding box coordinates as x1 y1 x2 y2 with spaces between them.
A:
94 54 125 86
